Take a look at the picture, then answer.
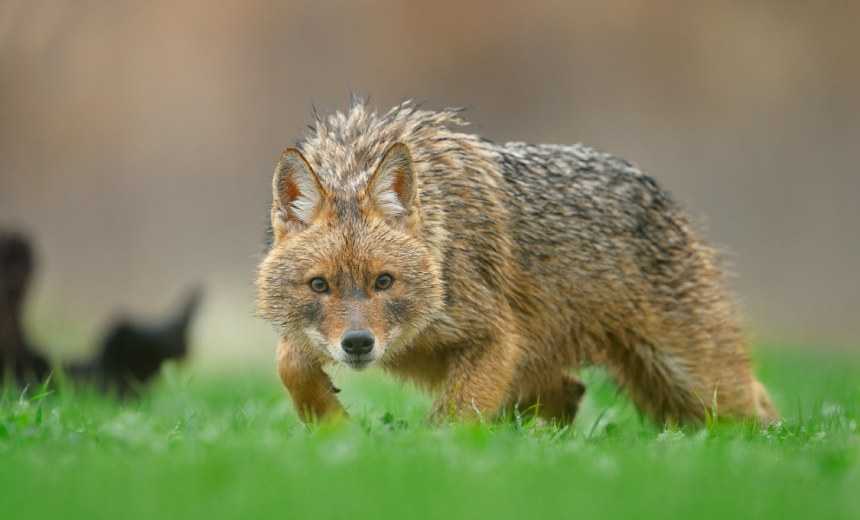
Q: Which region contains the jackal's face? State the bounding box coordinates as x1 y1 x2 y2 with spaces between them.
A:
256 144 443 370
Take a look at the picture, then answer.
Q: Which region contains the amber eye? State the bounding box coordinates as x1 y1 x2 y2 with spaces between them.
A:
375 274 394 291
309 277 329 293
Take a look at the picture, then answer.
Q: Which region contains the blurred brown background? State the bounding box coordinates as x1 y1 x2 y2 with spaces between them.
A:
1 0 858 365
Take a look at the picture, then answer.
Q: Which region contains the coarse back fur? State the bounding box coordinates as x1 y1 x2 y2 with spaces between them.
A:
256 98 778 426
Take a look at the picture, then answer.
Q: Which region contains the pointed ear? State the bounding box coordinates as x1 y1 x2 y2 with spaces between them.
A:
366 143 418 228
272 148 326 235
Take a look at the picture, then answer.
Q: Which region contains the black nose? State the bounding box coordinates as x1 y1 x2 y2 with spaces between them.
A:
341 329 374 355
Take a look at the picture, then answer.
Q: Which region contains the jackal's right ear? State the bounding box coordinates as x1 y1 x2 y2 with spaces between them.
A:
272 148 326 235
367 143 419 231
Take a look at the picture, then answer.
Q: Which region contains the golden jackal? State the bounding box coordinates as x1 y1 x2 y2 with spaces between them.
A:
256 99 778 426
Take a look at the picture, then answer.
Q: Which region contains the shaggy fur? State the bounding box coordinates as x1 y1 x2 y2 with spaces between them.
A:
256 99 778 425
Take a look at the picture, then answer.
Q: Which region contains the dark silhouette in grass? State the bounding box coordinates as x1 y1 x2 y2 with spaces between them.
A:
0 230 50 383
66 290 200 395
0 229 200 395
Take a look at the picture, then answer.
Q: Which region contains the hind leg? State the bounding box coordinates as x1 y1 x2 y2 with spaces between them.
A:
601 332 778 425
513 372 587 424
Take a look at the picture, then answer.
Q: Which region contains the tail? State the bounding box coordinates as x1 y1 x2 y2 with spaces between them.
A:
753 380 779 425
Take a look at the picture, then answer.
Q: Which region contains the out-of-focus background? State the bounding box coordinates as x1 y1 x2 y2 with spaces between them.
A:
1 0 858 366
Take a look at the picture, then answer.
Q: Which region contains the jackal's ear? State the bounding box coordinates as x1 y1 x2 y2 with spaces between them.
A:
367 143 418 228
272 148 326 233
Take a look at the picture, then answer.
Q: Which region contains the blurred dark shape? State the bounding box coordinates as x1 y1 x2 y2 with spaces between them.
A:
66 289 201 395
0 228 200 394
0 230 50 383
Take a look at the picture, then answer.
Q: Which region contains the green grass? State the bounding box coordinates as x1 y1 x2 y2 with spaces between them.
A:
1 346 858 520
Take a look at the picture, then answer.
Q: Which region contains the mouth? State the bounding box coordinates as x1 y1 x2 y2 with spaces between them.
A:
341 355 374 371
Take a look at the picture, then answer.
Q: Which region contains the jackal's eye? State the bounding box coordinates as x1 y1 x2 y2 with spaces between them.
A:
375 274 394 291
309 277 329 293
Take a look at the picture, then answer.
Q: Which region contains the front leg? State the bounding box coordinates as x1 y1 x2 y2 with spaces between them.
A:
277 338 344 422
429 333 521 423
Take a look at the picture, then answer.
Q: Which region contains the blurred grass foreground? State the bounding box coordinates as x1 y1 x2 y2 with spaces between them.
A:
1 346 858 519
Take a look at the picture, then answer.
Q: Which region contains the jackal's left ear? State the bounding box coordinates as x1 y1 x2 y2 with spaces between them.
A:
367 143 418 229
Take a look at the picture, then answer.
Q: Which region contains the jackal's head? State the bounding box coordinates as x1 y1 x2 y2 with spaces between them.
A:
256 143 443 370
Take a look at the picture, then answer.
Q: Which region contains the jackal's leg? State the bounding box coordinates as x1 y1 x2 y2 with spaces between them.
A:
277 338 344 422
602 333 778 425
428 333 521 423
513 373 587 424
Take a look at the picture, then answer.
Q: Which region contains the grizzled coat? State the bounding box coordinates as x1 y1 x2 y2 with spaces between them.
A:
256 99 778 425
